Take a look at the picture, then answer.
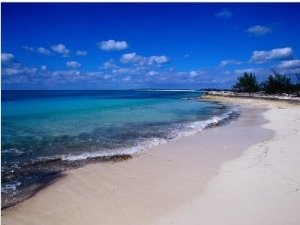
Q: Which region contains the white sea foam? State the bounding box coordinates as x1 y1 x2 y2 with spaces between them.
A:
61 137 167 161
1 181 21 193
62 108 239 162
1 148 25 155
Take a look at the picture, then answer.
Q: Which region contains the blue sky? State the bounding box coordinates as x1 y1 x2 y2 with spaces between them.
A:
1 3 300 90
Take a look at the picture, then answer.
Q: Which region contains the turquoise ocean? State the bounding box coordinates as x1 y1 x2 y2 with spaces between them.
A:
1 90 237 208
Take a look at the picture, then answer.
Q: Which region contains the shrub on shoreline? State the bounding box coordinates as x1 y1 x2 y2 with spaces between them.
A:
232 72 259 93
232 70 300 95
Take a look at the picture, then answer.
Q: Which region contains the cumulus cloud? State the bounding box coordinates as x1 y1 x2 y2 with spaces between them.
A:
148 56 169 65
1 53 22 69
120 52 169 66
48 70 84 85
1 53 15 62
120 53 142 64
122 76 131 82
112 67 141 75
215 7 232 18
104 74 113 80
246 25 272 36
101 60 118 69
277 60 300 69
1 53 39 86
99 40 128 51
147 71 159 76
66 61 81 68
2 68 22 75
86 71 104 77
189 71 198 78
2 75 28 84
22 45 34 51
41 65 47 71
38 47 51 55
250 47 293 64
53 70 80 77
51 44 70 56
219 60 243 68
2 66 37 76
146 70 221 88
76 50 88 56
188 70 205 79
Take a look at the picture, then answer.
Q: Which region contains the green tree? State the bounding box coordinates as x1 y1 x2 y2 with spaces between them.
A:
232 72 259 92
261 70 293 94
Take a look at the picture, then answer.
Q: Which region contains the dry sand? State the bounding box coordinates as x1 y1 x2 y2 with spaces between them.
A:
2 97 300 225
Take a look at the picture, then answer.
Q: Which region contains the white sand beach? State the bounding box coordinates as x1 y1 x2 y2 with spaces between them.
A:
2 97 300 225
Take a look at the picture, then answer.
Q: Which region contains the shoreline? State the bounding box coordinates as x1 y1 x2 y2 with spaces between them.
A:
2 97 299 225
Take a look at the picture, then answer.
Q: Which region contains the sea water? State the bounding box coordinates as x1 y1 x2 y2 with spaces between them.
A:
1 90 237 208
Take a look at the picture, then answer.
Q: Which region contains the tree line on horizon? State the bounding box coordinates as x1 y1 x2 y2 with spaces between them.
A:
232 69 300 95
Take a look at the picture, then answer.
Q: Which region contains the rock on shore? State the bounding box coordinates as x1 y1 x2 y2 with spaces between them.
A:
205 91 300 102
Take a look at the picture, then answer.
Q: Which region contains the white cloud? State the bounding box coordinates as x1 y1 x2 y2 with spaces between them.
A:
112 67 141 75
277 60 300 69
22 45 34 51
51 44 70 56
147 70 221 87
188 70 205 79
120 52 169 66
215 7 232 18
1 53 22 69
246 25 272 36
189 71 198 78
1 53 41 88
1 53 14 62
147 71 159 76
219 60 242 68
250 47 293 64
41 65 47 70
104 74 112 80
38 47 51 55
99 40 128 51
2 67 37 76
2 68 21 75
66 61 81 68
101 60 118 69
122 76 131 82
86 71 104 77
148 56 169 65
234 68 259 74
25 67 38 75
76 50 88 56
53 70 80 77
120 53 142 64
2 75 28 84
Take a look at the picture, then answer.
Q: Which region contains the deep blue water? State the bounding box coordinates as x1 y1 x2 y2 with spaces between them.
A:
1 90 236 208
